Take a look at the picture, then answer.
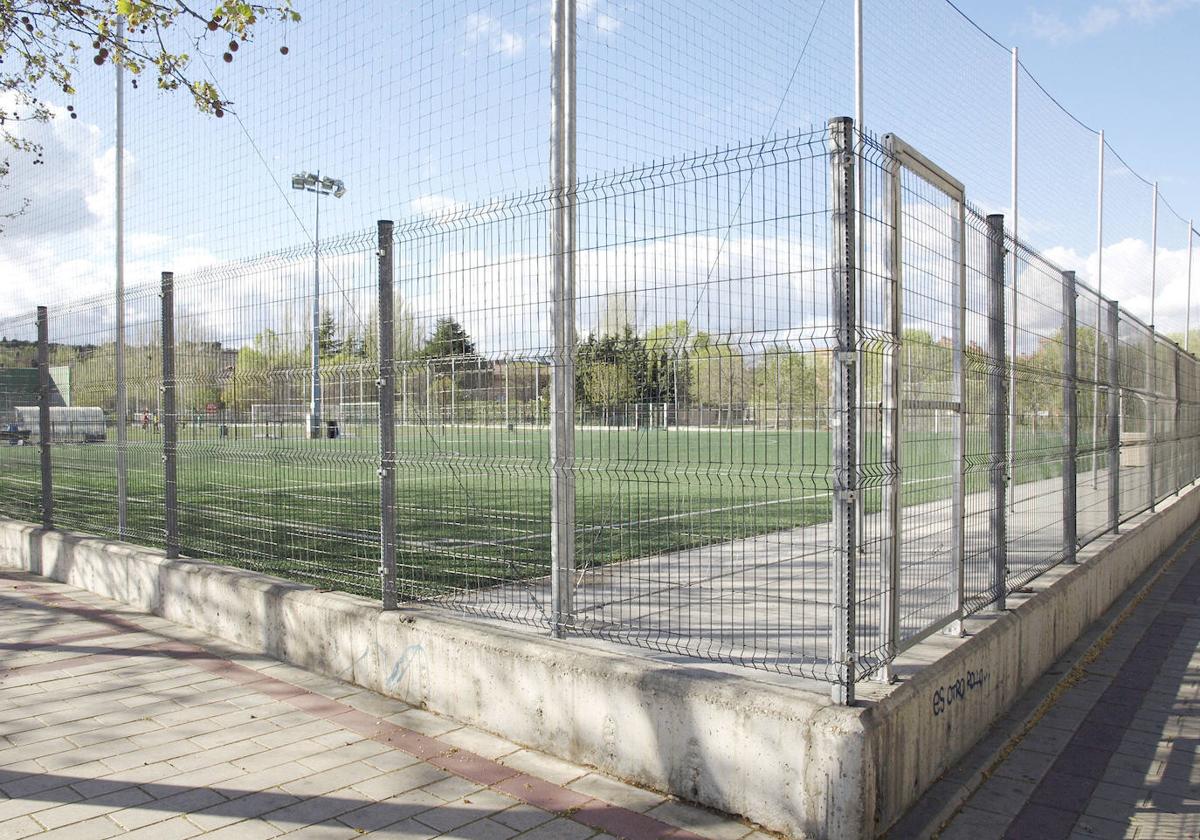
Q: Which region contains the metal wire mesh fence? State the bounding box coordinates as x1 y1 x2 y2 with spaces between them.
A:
6 1 1200 703
3 120 1200 701
0 314 42 524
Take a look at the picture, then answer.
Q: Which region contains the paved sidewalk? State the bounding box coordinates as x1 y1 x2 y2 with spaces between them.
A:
912 522 1200 840
0 573 767 840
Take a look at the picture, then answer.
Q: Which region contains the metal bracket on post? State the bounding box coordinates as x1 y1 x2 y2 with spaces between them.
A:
160 272 178 559
549 0 577 638
377 220 398 610
986 215 1008 610
36 306 53 531
1062 271 1078 564
1107 300 1121 532
829 116 858 705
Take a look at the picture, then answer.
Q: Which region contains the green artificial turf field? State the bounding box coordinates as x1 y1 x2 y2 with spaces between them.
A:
0 420 1082 600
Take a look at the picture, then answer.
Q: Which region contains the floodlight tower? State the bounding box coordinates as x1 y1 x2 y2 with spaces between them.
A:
290 171 346 438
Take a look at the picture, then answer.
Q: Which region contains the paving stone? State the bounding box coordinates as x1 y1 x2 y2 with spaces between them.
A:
644 800 753 840
277 762 384 798
262 788 370 832
503 816 597 840
421 774 486 803
442 816 519 839
489 803 557 832
366 817 439 839
0 575 752 840
0 814 51 840
499 750 589 787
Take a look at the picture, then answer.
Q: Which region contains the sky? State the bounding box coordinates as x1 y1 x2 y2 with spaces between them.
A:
954 0 1200 216
0 0 1196 351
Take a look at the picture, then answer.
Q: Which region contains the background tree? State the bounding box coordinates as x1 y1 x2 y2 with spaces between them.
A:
421 317 474 358
690 332 751 409
0 1 299 222
317 310 341 358
419 318 481 410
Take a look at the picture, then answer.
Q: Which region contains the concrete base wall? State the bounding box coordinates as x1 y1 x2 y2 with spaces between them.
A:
864 483 1200 834
2 482 1197 839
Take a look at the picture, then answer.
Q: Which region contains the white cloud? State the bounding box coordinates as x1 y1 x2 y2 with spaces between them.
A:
408 195 466 219
1041 237 1192 335
465 12 525 58
1029 0 1198 43
0 99 217 321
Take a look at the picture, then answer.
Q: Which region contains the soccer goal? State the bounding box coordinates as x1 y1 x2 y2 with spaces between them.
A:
250 403 308 438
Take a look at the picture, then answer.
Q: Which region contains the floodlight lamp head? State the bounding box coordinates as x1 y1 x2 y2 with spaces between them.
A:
291 171 317 191
331 181 346 199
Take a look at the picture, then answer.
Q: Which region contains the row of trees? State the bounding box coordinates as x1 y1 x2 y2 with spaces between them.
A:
5 316 1179 427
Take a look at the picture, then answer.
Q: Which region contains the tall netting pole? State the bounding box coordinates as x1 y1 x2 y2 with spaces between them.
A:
549 0 577 637
115 18 128 540
161 272 178 559
829 116 858 706
1007 46 1019 514
1063 271 1078 564
987 214 1007 610
1092 131 1105 491
1188 221 1194 354
377 220 398 610
36 306 53 531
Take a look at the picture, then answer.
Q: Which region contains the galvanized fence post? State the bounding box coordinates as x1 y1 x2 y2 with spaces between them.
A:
161 272 178 559
36 306 53 531
1107 300 1121 532
1148 331 1156 512
1175 347 1182 494
986 215 1007 609
949 198 967 635
1062 271 1077 564
879 137 902 680
829 116 858 705
549 0 577 637
377 220 398 610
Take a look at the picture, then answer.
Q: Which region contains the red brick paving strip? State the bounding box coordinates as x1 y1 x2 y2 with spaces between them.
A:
0 577 712 840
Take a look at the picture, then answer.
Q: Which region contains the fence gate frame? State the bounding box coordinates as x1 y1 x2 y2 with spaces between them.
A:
879 133 968 679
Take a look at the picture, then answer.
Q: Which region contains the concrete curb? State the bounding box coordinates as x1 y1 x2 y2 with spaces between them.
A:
4 482 1200 840
885 512 1200 839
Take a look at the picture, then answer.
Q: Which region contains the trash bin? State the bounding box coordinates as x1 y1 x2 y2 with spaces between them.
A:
219 424 229 438
326 420 339 439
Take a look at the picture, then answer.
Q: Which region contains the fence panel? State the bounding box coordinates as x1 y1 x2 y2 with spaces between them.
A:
0 313 43 523
1152 336 1179 504
1005 243 1069 591
8 122 1200 698
389 198 555 627
40 290 162 547
562 129 844 679
171 235 382 597
1074 283 1113 548
887 146 966 645
962 210 1006 615
1117 314 1154 521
